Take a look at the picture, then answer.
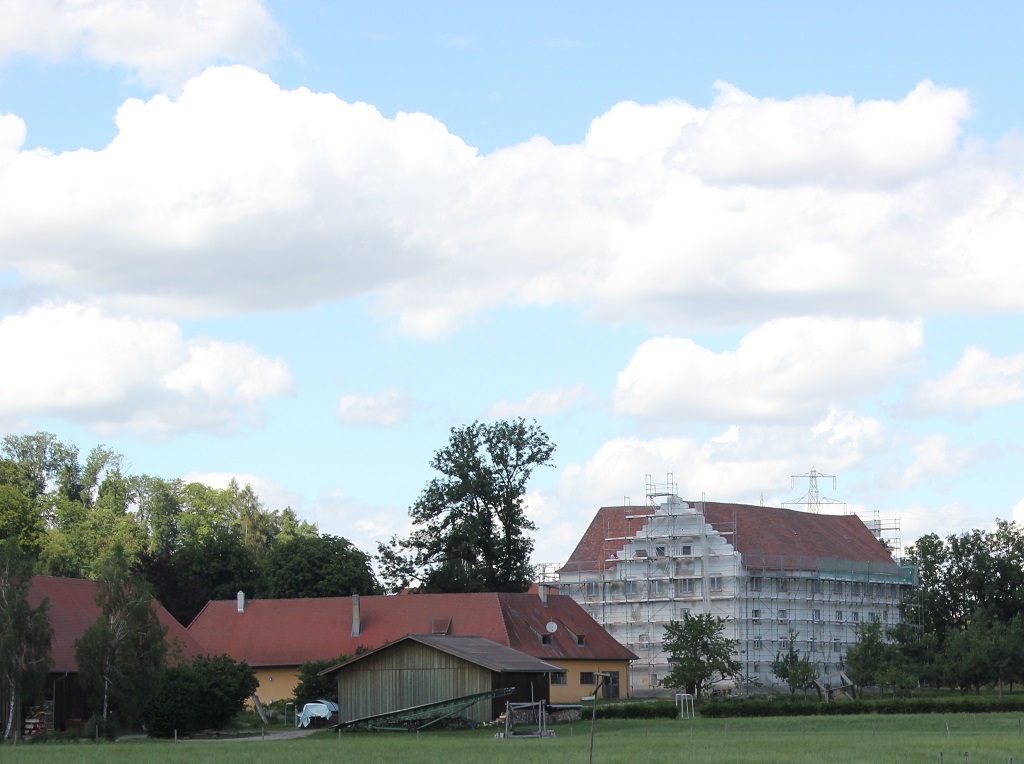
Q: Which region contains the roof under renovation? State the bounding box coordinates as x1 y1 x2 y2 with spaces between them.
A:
561 501 897 574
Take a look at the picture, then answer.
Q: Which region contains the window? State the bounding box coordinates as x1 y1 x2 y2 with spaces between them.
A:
833 639 841 652
624 580 638 595
710 576 723 592
680 607 691 618
651 580 664 595
638 633 650 646
883 609 890 623
852 611 859 623
680 544 693 556
679 578 695 594
650 674 658 687
753 663 760 674
580 672 595 685
833 581 844 596
577 634 586 646
779 636 790 649
870 612 879 623
655 545 667 557
777 578 788 593
541 634 552 645
778 609 788 624
813 609 821 623
750 576 763 592
584 582 599 597
752 609 761 624
634 547 648 558
835 610 844 623
551 673 567 685
753 637 763 649
810 640 817 653
852 582 862 596
811 579 823 594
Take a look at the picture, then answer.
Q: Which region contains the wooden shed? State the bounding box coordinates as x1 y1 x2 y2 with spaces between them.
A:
325 634 561 726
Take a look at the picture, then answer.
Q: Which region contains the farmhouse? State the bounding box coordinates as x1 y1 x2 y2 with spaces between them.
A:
188 590 636 704
555 494 916 697
23 576 205 733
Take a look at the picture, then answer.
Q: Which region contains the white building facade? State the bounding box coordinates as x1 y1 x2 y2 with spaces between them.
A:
553 496 916 697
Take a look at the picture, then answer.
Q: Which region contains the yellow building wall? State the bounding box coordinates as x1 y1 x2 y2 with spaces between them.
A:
545 660 632 704
252 666 300 705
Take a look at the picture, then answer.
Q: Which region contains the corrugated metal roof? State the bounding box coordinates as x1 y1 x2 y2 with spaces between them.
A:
28 576 206 672
327 635 563 675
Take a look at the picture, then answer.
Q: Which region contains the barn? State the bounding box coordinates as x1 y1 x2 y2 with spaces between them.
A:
325 634 561 726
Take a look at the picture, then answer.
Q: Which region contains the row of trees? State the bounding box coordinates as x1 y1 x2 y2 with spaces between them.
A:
0 432 381 625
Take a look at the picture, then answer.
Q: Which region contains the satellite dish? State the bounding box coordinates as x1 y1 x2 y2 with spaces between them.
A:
546 621 558 633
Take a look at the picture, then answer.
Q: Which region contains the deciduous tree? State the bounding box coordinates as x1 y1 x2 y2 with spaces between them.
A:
770 629 818 699
658 613 741 701
378 419 554 593
0 538 52 742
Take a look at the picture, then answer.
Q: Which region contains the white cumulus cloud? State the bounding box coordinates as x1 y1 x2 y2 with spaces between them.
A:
0 0 282 89
0 303 293 435
1 72 1021 336
900 434 974 488
912 347 1024 414
614 318 922 424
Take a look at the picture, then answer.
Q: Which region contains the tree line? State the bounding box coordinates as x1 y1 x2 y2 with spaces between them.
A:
0 431 381 626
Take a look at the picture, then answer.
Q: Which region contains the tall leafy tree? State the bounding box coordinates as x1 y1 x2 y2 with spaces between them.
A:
378 418 554 593
658 613 741 701
0 538 52 742
258 534 380 599
75 546 168 724
770 629 818 699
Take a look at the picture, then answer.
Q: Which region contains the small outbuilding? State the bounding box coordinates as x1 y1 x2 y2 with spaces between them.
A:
324 634 561 727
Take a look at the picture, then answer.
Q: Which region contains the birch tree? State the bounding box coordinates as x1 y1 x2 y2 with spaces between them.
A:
75 546 167 726
0 538 52 742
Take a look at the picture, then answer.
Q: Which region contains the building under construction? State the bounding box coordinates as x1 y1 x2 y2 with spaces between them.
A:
547 476 917 697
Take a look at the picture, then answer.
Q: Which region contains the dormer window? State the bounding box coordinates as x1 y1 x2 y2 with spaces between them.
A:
541 634 552 645
576 634 586 646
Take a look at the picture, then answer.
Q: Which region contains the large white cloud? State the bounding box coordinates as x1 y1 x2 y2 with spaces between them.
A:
1 69 1022 335
0 0 281 89
0 303 293 435
614 318 922 424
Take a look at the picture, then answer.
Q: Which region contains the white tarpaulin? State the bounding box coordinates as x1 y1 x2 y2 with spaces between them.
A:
296 700 339 727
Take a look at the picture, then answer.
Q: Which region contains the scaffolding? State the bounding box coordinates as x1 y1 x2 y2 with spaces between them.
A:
547 476 917 697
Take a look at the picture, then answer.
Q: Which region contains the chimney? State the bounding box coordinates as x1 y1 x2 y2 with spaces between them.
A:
539 584 548 606
237 590 245 613
351 594 361 637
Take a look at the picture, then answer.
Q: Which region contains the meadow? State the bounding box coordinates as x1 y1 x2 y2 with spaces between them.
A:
5 713 1024 764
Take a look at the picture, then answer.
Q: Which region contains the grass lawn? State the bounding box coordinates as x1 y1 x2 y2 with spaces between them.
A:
5 713 1024 763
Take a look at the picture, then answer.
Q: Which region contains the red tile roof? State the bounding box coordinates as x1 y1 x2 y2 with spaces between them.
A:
28 576 206 672
188 591 636 668
562 501 897 573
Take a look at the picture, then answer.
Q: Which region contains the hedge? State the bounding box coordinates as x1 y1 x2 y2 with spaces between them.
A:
699 695 1024 718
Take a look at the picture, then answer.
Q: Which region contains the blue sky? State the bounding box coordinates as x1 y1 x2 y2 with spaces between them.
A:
2 0 1024 565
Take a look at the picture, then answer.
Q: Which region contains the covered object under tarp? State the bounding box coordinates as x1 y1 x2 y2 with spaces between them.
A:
323 634 560 726
296 699 338 727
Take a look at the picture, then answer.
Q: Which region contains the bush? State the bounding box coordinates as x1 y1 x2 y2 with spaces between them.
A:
142 654 258 737
84 714 119 740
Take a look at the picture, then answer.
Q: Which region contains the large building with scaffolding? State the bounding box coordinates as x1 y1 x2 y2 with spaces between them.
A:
549 477 917 697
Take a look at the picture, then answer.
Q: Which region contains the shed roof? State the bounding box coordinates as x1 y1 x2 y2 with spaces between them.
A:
326 635 563 675
188 591 636 668
28 576 206 672
561 501 898 574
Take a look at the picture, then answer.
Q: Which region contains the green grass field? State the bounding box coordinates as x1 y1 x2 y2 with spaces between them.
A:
6 714 1024 763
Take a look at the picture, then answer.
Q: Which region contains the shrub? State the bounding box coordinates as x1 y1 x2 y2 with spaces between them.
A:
143 654 258 737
